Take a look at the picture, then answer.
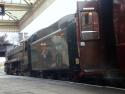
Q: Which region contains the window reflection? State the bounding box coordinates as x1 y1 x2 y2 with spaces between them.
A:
80 11 99 31
31 31 69 70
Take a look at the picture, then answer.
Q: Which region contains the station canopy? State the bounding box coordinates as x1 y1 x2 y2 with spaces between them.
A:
0 0 37 21
0 0 55 32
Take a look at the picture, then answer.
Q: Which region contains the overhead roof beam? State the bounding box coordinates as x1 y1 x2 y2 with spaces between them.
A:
23 0 32 5
0 21 17 26
0 21 18 32
0 25 18 32
5 13 17 21
4 3 31 11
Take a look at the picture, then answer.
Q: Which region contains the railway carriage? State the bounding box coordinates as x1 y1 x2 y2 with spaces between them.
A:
4 0 125 87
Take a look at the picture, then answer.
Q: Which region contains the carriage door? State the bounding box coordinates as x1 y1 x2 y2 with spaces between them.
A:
114 1 125 74
77 1 105 75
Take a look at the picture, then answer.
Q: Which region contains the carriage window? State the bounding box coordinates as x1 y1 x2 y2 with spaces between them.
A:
80 11 99 32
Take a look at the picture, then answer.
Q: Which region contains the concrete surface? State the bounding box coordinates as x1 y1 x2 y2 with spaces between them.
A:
0 74 125 94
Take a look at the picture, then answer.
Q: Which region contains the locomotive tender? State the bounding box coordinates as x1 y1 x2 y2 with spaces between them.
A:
4 0 125 87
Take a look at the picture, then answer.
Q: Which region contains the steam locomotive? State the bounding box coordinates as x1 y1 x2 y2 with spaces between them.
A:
4 0 125 87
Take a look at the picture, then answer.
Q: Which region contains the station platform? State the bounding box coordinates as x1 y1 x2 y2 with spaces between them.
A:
0 74 125 94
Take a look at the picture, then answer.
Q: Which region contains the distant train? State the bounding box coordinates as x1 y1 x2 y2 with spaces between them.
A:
4 0 125 87
4 43 29 75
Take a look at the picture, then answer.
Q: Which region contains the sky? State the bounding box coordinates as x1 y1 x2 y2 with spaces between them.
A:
0 57 6 64
21 0 78 36
0 32 19 44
